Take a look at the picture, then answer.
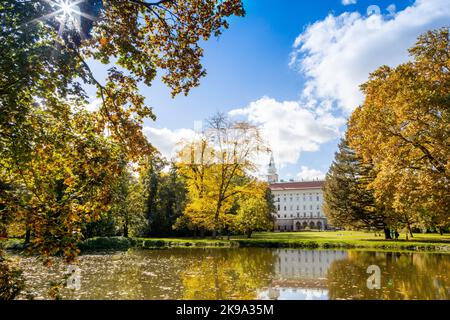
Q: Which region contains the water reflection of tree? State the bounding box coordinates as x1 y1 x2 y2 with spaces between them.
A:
65 250 192 300
180 248 276 299
17 249 277 299
68 253 147 299
327 251 450 300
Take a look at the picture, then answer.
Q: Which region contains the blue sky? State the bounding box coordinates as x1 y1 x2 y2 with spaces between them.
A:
89 0 449 180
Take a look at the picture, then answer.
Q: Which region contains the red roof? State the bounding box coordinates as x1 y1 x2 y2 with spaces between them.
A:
269 180 325 191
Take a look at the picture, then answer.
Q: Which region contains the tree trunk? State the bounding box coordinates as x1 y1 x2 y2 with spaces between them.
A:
123 223 129 238
246 231 252 239
212 229 217 239
25 228 31 244
408 224 414 238
439 228 444 236
384 227 392 240
193 227 198 239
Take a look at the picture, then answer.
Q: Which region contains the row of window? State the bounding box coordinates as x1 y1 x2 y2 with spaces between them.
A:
277 212 322 218
278 192 320 196
277 195 321 202
278 205 321 211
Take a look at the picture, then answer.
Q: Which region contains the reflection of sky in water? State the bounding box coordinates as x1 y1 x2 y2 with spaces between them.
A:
258 288 328 300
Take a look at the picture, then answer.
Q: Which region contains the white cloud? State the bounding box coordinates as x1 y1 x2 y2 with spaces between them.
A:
297 166 326 181
342 0 357 5
229 96 345 168
290 0 450 113
143 126 196 160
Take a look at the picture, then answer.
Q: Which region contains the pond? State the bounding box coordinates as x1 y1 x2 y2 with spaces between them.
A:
13 248 450 300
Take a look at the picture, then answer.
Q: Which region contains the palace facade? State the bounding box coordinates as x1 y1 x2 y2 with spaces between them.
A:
267 155 328 231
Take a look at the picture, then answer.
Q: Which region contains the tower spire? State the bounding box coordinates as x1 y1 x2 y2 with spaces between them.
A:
267 153 278 183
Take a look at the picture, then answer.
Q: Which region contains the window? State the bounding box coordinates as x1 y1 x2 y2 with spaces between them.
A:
277 204 280 211
310 212 313 218
303 205 306 210
310 205 313 210
297 205 299 210
284 215 286 218
304 213 306 217
290 197 293 202
297 213 299 218
290 214 293 218
317 205 320 210
317 196 320 201
309 196 312 201
284 206 286 211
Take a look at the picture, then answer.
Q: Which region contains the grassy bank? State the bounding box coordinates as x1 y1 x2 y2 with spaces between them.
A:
231 231 450 252
3 231 450 253
84 231 450 252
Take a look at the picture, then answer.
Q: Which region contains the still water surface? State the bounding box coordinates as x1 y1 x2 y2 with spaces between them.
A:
15 248 450 300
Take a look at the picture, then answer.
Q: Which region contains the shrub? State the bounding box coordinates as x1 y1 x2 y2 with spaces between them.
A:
78 237 133 251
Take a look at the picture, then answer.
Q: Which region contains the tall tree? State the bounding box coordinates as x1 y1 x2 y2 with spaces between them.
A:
324 138 391 238
142 156 164 236
156 164 188 236
110 169 145 238
347 28 450 233
177 114 269 237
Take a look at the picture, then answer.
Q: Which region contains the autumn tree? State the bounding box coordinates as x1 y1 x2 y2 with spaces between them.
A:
347 28 450 234
233 182 275 238
1 109 126 261
1 0 245 156
176 114 269 237
1 0 245 261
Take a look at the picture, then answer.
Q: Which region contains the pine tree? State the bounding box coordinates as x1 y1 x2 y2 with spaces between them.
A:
323 138 391 238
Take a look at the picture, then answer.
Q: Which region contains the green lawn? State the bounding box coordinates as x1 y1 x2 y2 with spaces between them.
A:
241 230 450 243
3 231 450 253
135 231 450 252
229 231 450 252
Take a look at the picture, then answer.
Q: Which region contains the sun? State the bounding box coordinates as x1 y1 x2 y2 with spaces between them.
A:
59 0 74 17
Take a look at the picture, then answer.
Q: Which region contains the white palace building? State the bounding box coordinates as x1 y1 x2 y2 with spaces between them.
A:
267 155 328 232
